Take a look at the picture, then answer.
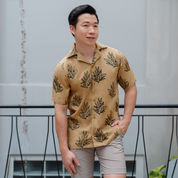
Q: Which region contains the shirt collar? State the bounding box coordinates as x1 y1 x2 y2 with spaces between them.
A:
67 42 107 59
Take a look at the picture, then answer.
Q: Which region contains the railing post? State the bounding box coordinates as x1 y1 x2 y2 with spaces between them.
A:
52 116 60 177
41 116 50 177
16 116 26 177
165 116 174 178
171 159 177 178
142 116 149 178
176 116 178 147
4 116 13 178
132 116 140 178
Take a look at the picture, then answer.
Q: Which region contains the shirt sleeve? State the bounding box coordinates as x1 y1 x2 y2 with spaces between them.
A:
51 62 70 105
117 52 137 90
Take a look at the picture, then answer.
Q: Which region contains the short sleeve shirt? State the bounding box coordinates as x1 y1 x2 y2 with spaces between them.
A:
51 42 137 149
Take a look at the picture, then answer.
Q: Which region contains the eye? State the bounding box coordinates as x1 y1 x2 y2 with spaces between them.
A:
83 24 88 27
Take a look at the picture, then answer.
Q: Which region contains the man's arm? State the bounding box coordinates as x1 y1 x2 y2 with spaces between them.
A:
54 103 80 175
111 83 137 135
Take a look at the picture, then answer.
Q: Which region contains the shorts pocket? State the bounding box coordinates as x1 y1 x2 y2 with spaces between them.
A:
111 134 124 154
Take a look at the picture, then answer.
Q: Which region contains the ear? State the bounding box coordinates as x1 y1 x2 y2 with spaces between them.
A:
69 25 75 36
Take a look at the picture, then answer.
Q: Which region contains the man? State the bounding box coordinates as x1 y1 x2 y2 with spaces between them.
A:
52 4 137 178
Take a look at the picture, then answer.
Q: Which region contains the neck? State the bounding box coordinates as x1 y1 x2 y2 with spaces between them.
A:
75 43 96 63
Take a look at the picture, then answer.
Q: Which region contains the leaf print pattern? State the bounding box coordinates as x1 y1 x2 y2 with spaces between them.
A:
114 131 119 138
70 47 77 56
93 98 107 115
63 100 68 105
115 101 120 117
75 131 92 148
94 128 108 142
104 52 118 68
79 102 92 119
118 76 129 89
105 111 116 126
80 71 92 88
66 64 78 79
124 58 130 72
92 66 106 83
70 109 75 115
108 82 116 98
119 58 121 67
71 94 82 107
93 52 97 60
53 76 63 93
61 63 64 69
98 45 102 51
68 118 80 131
115 101 119 112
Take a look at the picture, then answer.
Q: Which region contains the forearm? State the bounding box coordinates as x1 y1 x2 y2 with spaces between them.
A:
123 84 137 124
55 105 69 153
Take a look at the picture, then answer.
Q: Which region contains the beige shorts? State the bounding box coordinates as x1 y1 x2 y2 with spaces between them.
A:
70 133 126 178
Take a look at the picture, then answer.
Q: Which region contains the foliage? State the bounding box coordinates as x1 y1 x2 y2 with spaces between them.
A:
149 156 178 178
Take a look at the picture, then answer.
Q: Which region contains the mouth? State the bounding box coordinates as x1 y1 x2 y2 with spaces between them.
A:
87 37 95 40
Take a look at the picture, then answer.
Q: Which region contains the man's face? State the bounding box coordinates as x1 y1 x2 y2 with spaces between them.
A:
70 13 99 47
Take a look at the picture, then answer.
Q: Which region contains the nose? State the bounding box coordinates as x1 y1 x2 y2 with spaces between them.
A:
89 26 95 34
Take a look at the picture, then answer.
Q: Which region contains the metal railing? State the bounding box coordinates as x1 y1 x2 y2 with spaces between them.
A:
1 105 178 178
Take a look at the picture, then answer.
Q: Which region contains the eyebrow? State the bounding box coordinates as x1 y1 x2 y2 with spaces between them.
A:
82 21 98 24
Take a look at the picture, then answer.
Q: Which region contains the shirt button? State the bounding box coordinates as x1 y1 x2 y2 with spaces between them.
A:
93 82 95 85
93 99 96 101
93 133 95 135
93 116 95 119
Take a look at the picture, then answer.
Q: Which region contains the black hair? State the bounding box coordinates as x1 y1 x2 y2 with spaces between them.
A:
68 4 99 29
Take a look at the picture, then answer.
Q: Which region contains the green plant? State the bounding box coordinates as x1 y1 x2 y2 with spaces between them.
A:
149 156 178 178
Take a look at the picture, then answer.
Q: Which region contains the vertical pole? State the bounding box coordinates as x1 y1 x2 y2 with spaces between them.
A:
41 116 50 177
132 116 140 178
4 117 13 178
52 116 60 177
142 116 149 177
16 116 26 177
165 116 174 178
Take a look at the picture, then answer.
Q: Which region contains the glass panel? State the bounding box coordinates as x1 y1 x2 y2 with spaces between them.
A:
126 161 136 174
46 161 63 174
27 161 43 175
14 161 25 175
27 177 44 178
94 161 100 174
64 167 70 174
14 176 44 178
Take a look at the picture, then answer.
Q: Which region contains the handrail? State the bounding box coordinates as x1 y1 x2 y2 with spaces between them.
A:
1 105 178 178
0 104 178 108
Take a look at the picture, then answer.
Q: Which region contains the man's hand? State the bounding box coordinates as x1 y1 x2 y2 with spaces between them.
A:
111 119 130 136
54 103 80 175
61 150 80 176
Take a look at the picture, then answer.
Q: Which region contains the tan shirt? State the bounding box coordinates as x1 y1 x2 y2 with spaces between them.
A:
51 42 137 149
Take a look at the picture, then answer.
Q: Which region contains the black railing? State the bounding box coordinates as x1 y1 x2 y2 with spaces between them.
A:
1 105 178 178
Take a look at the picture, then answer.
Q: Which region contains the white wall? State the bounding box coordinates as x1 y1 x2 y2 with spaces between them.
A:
145 0 178 173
